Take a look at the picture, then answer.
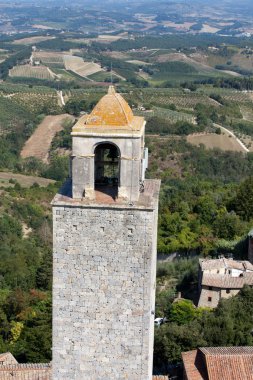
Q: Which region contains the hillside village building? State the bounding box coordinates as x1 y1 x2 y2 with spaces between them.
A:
52 86 160 379
198 257 253 308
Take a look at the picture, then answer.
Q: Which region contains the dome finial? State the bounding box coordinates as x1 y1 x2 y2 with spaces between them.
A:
108 85 116 95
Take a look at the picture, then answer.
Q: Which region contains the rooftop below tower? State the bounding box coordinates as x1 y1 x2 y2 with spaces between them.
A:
52 179 160 210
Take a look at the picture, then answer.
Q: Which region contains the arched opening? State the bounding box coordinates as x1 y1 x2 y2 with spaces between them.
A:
94 143 120 197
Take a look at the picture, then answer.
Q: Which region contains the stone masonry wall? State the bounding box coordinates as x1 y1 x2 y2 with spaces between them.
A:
52 204 158 380
198 287 220 308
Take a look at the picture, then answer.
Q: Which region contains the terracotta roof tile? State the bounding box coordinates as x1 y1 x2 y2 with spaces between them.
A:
201 347 253 380
201 272 253 289
86 85 134 126
182 347 253 380
0 363 51 380
72 86 145 134
182 350 207 380
200 346 253 355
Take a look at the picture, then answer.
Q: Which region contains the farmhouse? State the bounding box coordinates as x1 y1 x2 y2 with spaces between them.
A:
198 257 253 308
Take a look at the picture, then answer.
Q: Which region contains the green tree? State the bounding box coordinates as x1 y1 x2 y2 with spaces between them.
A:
230 177 253 221
169 299 197 325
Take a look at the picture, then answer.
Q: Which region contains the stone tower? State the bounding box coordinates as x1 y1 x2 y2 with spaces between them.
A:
52 86 160 380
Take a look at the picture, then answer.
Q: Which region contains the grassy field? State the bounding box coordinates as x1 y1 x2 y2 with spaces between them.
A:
51 68 78 81
187 132 245 152
88 70 124 82
0 171 55 187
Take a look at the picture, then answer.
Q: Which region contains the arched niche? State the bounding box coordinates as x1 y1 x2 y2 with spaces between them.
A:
94 142 120 189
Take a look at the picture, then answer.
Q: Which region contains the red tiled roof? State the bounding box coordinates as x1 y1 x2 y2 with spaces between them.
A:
201 272 253 289
200 347 253 355
182 347 253 380
182 350 207 380
202 347 253 380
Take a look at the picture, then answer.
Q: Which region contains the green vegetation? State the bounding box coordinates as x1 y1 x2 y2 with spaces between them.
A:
146 136 253 256
154 286 253 368
0 46 32 80
0 182 57 361
146 117 201 135
36 38 87 51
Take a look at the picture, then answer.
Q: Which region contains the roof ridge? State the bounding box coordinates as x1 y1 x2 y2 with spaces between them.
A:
114 92 131 124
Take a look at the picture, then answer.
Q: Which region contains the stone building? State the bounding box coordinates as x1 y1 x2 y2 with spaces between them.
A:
198 258 253 308
52 86 160 379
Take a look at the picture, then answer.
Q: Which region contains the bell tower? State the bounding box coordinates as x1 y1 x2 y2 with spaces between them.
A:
52 86 160 380
71 85 147 201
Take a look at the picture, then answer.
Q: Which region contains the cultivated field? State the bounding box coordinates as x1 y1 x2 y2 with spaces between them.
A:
8 90 60 114
135 106 195 123
187 132 245 153
155 52 215 73
21 114 75 163
32 51 65 68
12 36 55 45
0 172 55 187
9 64 56 80
240 105 253 121
67 33 128 44
63 55 103 77
139 92 219 109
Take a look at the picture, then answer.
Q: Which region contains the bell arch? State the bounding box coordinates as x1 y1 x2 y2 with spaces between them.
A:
94 142 120 188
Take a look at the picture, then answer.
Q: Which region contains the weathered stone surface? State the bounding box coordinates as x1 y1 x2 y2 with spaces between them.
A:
52 183 159 380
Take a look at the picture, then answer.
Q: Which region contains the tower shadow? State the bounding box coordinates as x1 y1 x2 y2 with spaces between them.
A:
95 185 118 201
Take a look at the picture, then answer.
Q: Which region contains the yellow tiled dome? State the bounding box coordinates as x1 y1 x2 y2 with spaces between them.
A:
85 86 134 126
